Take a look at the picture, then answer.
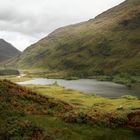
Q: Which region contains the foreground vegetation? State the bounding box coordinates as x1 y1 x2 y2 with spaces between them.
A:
0 79 140 140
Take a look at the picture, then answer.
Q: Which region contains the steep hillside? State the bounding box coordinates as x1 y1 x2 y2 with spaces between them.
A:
0 80 73 139
8 0 140 76
0 39 21 63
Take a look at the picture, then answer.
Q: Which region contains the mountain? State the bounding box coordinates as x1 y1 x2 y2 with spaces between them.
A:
0 39 21 63
8 0 140 77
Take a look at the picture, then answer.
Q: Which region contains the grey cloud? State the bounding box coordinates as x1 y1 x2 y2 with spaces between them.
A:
0 0 125 51
0 8 84 37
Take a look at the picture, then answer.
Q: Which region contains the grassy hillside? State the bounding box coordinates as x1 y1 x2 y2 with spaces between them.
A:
0 79 140 139
0 80 73 139
0 39 21 63
7 0 140 77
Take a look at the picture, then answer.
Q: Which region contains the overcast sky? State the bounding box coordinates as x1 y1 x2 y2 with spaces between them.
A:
0 0 125 51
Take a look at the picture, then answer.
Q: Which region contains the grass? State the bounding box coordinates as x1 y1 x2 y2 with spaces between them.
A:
0 75 32 82
26 115 140 140
26 84 140 112
0 80 140 140
1 75 139 112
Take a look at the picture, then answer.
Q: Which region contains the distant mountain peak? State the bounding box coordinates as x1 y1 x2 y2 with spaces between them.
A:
0 38 7 43
0 39 21 63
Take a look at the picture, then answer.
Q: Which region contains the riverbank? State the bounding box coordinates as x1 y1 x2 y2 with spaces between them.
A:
17 78 140 98
0 73 140 98
1 68 140 87
18 69 140 87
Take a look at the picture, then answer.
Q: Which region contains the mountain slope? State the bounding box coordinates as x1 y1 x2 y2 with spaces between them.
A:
0 39 21 63
9 0 140 76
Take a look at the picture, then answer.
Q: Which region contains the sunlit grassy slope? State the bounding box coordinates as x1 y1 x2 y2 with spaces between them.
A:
27 84 140 111
0 80 140 139
7 0 140 77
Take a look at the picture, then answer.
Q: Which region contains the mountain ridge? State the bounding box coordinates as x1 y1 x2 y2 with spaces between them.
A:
0 39 21 63
7 0 140 77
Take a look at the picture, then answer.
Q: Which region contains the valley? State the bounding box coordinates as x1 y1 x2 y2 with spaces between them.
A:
0 0 140 139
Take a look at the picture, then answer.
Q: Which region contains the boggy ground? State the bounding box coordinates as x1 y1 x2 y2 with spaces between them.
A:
0 79 140 140
27 84 140 128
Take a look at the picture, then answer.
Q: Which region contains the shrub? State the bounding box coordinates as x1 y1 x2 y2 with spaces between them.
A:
110 114 128 127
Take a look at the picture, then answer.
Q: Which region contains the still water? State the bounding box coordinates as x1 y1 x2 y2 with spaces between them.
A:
18 78 139 98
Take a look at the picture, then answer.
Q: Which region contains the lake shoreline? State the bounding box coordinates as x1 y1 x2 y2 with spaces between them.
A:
17 77 140 98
